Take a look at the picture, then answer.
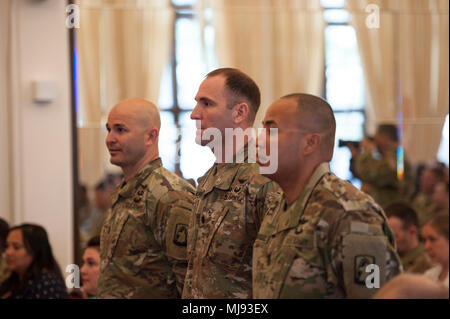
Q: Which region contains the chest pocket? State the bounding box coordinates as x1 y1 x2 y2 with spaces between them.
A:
101 210 130 260
271 226 327 298
203 201 251 275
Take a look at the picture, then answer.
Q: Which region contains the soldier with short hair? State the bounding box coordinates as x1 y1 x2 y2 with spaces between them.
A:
97 98 195 298
385 202 433 273
182 68 279 299
411 166 444 226
253 93 401 298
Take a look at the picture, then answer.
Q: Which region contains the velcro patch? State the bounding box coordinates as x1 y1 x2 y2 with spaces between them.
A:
354 255 375 285
173 223 188 247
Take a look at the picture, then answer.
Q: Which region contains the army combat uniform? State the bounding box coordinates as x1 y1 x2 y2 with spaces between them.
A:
400 244 433 274
0 257 10 286
97 158 195 298
253 162 402 299
182 145 279 299
351 151 414 208
412 193 440 227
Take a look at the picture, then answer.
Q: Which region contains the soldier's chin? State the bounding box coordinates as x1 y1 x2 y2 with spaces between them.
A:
195 133 210 147
109 157 122 166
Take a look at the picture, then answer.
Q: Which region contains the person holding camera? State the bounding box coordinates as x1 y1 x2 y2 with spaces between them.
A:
348 124 414 208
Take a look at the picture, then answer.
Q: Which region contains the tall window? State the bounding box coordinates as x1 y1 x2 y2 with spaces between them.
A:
322 0 366 186
158 0 216 182
160 0 367 185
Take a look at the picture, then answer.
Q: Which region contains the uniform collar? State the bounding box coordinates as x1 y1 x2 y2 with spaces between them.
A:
274 162 330 234
199 142 251 193
112 158 162 201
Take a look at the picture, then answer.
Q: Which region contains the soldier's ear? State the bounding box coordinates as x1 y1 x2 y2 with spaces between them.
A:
303 133 321 155
232 103 249 124
145 127 159 145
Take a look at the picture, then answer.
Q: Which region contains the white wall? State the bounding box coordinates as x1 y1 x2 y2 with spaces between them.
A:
0 0 74 271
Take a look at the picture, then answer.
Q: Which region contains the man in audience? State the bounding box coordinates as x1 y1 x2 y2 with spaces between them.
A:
412 166 445 226
182 68 279 299
97 98 195 298
253 93 401 298
87 181 114 238
0 218 10 285
349 124 414 208
385 203 433 273
432 181 449 215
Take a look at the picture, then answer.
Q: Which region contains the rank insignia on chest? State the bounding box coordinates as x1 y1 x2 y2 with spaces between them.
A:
173 223 188 246
225 185 245 202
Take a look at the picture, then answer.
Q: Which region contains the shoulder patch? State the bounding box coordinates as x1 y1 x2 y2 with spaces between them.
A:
354 255 375 285
173 223 188 247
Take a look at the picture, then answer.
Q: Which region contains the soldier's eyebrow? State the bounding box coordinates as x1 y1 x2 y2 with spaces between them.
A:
263 120 277 127
196 97 216 105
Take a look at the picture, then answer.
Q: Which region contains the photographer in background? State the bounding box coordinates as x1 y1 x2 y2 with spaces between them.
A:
348 124 414 208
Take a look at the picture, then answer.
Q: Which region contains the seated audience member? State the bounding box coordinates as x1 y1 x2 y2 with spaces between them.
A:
422 213 449 288
432 182 449 215
412 165 445 226
0 224 69 299
80 236 100 299
385 203 433 273
373 274 449 299
0 218 10 285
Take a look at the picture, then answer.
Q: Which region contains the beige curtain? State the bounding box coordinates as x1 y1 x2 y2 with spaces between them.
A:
204 0 325 127
347 0 449 164
0 0 11 221
75 0 173 186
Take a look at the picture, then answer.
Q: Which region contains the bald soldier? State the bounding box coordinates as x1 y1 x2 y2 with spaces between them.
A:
97 98 195 298
253 94 401 299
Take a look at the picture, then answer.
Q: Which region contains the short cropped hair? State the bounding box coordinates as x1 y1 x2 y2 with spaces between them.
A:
281 93 336 161
377 124 399 142
206 68 261 123
87 236 100 249
385 202 419 229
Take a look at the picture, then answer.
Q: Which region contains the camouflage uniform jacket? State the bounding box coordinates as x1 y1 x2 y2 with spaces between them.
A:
97 158 195 298
253 162 401 299
351 151 414 208
401 244 433 274
182 146 279 299
412 193 439 227
0 257 10 286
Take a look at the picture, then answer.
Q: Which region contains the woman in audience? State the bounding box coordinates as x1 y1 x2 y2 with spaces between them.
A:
80 236 100 299
0 224 69 299
422 213 449 288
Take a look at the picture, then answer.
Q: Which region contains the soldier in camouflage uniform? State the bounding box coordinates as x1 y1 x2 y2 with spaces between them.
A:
385 203 433 274
182 68 279 299
349 124 414 208
253 94 401 299
97 98 195 298
412 166 445 226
